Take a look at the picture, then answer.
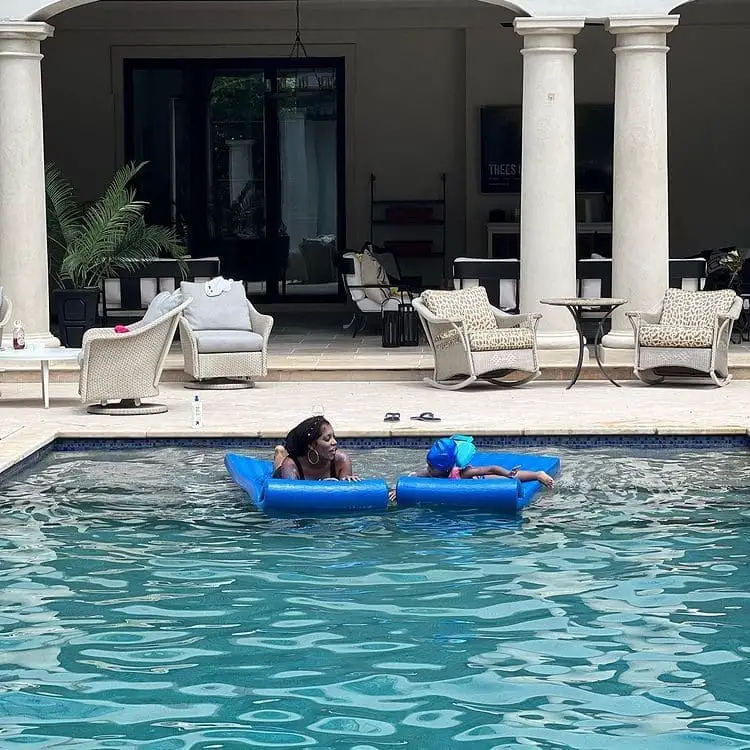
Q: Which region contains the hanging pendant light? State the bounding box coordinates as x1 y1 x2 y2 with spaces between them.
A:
284 0 323 98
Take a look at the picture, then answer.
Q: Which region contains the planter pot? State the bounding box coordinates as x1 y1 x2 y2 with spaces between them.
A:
53 287 99 348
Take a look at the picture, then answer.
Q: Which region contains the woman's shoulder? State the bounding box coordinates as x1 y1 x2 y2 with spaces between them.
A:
278 456 301 478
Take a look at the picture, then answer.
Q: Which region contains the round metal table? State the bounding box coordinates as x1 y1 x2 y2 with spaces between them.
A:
540 297 628 389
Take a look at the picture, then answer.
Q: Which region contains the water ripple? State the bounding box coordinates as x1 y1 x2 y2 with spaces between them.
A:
0 445 749 747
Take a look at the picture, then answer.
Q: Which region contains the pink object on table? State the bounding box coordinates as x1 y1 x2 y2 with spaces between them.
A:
114 325 130 334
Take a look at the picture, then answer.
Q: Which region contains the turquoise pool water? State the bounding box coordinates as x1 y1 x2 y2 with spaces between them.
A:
1 445 750 749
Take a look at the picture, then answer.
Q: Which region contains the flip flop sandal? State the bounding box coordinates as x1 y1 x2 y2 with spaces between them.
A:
384 412 401 422
410 411 442 422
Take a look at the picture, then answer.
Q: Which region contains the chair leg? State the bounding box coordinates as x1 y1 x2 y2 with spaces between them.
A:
423 374 478 390
352 312 366 338
709 370 732 387
634 368 665 385
486 370 540 387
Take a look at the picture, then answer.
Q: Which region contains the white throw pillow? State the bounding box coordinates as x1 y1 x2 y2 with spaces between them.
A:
140 289 184 325
180 280 251 331
359 251 390 305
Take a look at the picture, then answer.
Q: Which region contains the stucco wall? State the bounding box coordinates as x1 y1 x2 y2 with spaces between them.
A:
39 0 750 268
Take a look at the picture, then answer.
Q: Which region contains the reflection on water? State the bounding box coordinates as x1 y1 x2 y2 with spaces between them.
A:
0 446 749 748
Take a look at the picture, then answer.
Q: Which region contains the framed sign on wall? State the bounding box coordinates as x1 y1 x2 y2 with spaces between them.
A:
480 104 614 194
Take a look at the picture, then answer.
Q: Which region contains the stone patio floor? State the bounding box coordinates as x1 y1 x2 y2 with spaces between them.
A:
2 377 749 477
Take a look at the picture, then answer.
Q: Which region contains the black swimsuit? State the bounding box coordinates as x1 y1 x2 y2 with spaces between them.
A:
273 457 337 480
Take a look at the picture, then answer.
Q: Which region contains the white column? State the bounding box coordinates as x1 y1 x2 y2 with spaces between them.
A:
0 22 58 349
515 17 584 356
601 15 678 356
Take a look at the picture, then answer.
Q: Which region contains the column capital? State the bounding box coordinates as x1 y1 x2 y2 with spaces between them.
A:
606 15 679 36
514 17 585 37
0 21 54 43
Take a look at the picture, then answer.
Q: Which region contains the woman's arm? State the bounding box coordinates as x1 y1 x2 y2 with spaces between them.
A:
278 457 301 480
334 451 359 480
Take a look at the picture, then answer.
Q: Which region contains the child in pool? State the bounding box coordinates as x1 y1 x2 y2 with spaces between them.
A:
411 436 555 488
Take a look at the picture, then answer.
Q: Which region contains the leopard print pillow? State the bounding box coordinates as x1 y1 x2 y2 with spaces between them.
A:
660 288 737 329
421 287 496 333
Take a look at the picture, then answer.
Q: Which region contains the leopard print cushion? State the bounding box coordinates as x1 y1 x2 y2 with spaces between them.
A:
421 287 496 332
639 324 713 348
660 288 737 329
434 327 534 351
468 327 534 351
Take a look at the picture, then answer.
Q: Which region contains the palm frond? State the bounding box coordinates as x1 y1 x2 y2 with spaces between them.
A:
45 163 83 288
51 160 186 288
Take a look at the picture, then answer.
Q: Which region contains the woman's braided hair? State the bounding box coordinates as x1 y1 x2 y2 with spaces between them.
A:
284 416 331 458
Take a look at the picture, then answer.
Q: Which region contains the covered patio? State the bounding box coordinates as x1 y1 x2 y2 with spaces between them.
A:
2 0 749 366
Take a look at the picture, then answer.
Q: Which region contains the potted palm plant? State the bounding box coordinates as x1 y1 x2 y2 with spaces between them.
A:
46 161 188 347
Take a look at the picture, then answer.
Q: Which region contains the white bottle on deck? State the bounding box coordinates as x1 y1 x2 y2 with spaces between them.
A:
192 394 202 429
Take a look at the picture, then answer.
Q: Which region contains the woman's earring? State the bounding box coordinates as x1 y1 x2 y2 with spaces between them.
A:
307 448 320 465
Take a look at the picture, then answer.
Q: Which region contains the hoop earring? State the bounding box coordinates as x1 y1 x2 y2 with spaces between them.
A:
307 448 320 465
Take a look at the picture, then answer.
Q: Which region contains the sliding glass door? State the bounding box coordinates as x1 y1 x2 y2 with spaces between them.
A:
126 59 344 301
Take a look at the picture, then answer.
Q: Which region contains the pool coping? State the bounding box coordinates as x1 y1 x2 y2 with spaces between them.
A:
2 425 750 484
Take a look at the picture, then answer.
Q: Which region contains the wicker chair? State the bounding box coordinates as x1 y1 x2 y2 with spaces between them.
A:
179 286 273 389
413 286 541 390
627 288 741 387
79 298 191 414
0 291 11 346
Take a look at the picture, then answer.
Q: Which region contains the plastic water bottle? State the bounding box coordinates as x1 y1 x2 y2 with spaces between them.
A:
12 320 25 350
192 394 202 429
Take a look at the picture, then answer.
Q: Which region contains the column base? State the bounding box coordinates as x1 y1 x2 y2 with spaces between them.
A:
536 331 587 366
599 335 636 366
601 329 635 350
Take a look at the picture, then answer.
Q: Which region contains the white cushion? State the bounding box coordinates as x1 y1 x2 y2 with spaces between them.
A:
359 251 390 305
194 329 264 353
180 280 251 331
357 296 402 314
141 289 184 325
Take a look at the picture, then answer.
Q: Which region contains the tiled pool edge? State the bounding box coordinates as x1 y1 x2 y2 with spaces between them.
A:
2 430 750 484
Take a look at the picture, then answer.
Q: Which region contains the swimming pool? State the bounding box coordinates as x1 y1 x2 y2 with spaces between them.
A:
1 441 749 748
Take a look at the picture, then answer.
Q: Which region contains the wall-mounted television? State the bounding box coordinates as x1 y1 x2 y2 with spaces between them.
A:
480 104 614 194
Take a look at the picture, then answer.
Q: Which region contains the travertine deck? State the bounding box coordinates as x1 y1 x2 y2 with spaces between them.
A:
1 377 749 477
3 325 750 382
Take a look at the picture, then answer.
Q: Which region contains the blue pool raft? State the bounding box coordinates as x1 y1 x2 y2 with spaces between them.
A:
225 452 560 514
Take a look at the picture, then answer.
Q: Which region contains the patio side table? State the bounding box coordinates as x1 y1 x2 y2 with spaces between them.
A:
0 346 81 408
540 297 628 389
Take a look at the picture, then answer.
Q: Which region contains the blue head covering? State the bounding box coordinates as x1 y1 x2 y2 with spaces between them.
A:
451 434 476 469
426 438 458 473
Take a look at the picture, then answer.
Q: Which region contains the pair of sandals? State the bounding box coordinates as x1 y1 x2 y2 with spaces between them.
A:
384 411 441 422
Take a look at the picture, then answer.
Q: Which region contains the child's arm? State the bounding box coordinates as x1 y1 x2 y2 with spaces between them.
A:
515 469 555 488
460 465 510 478
461 465 555 488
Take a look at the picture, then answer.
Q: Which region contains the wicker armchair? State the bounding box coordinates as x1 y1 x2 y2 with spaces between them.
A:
0 292 11 346
413 286 541 390
79 299 191 414
179 296 273 389
627 288 741 387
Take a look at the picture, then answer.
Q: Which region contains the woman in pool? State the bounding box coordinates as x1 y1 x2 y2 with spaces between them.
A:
412 437 555 488
272 416 358 481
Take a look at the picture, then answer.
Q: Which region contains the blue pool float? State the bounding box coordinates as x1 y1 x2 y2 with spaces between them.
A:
224 453 390 513
225 451 559 514
396 452 561 513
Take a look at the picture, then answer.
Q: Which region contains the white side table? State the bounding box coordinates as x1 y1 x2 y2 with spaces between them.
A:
0 347 81 408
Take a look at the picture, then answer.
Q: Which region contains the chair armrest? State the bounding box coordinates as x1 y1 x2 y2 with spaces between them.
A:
0 298 12 328
491 308 541 330
626 309 661 325
82 298 192 351
247 301 274 345
719 296 743 321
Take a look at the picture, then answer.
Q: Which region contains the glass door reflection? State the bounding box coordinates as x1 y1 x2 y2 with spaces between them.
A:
275 67 339 296
207 72 267 291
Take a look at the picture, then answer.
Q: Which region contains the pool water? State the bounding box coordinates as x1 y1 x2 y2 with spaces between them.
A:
1 445 750 749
